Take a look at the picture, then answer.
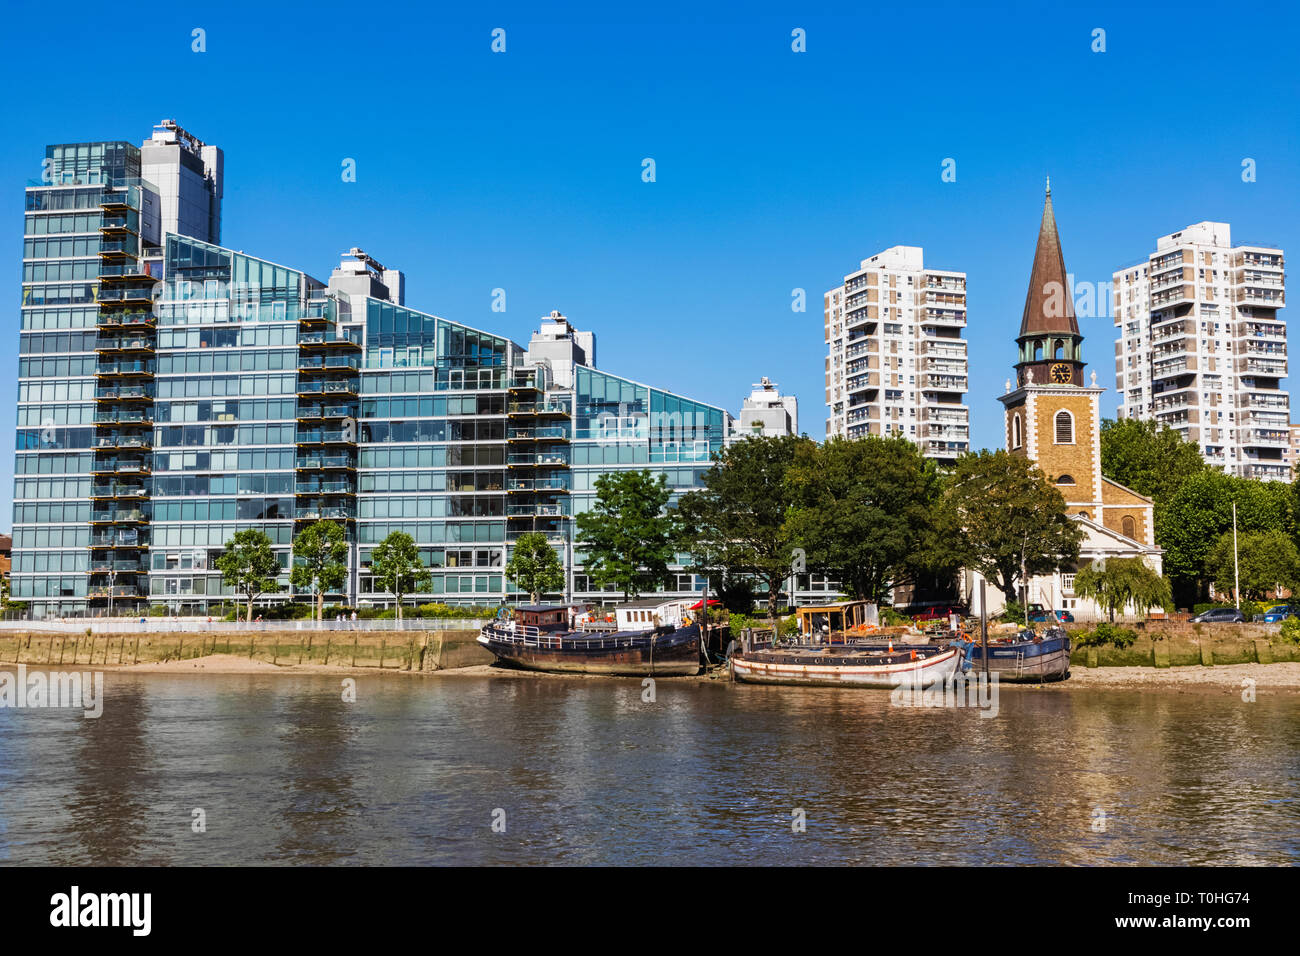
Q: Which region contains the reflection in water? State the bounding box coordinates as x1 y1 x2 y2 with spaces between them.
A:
0 669 1296 865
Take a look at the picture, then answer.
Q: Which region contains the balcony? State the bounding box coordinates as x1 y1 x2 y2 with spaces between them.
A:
296 429 354 445
90 531 142 548
507 477 570 492
96 360 155 378
296 404 356 421
295 480 354 495
508 426 570 442
507 452 570 468
95 385 154 401
295 506 356 520
90 508 148 524
96 335 153 353
90 483 148 499
298 330 361 348
508 401 570 417
95 434 152 450
88 585 142 599
921 374 967 391
295 454 356 470
96 310 154 329
296 380 358 397
89 459 150 476
297 355 360 372
1241 430 1289 448
507 504 565 518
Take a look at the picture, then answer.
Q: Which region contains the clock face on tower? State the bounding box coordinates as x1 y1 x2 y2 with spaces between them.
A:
1050 363 1072 384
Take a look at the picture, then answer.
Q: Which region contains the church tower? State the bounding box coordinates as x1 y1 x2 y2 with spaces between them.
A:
999 182 1158 553
1000 182 1105 518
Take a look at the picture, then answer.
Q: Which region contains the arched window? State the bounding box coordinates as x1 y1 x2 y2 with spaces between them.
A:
1122 516 1137 539
1056 474 1076 485
1054 410 1074 444
1033 341 1044 361
1012 413 1022 449
1054 339 1065 359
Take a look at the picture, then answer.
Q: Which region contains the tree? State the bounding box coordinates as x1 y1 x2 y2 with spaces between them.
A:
783 436 946 603
676 435 812 620
1157 470 1296 597
215 529 282 623
576 470 678 601
370 530 431 622
1100 417 1207 504
1072 557 1171 622
945 450 1084 605
505 532 565 604
290 521 349 622
1206 529 1300 603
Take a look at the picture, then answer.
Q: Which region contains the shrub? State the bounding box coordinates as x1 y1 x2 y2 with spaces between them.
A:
996 600 1025 624
1279 617 1300 645
779 616 800 638
880 606 909 626
728 612 753 638
1077 621 1138 649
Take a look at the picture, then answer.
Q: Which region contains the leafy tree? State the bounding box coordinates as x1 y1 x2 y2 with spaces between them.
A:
945 450 1083 605
783 436 946 603
215 529 283 623
1099 417 1207 503
676 435 811 619
370 530 431 622
1206 529 1300 603
505 532 565 604
1157 470 1296 595
1071 557 1171 622
290 521 349 622
576 470 679 601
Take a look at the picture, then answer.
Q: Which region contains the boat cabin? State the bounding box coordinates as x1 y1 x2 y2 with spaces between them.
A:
795 601 879 642
512 605 571 633
613 599 686 633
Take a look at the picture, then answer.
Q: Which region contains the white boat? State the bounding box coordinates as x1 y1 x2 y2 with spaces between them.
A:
730 641 968 689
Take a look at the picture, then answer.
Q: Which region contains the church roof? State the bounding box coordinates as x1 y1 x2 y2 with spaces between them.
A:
1019 180 1080 338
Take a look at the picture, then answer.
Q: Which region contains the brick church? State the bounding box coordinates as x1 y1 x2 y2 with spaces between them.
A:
986 183 1163 619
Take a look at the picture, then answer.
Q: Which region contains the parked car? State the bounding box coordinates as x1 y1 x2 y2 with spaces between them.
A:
1026 604 1075 623
1190 607 1246 623
1262 604 1297 623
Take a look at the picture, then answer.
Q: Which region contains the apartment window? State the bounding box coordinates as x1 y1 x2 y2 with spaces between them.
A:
1054 410 1074 444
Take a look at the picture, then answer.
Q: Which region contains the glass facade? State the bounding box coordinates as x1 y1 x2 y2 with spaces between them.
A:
12 132 734 616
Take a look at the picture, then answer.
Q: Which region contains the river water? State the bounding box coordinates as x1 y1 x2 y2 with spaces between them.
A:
0 670 1296 865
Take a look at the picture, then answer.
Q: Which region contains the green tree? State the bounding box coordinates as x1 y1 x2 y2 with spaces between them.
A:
505 531 565 604
783 436 946 603
1071 557 1171 622
1206 529 1300 603
676 435 812 620
576 470 678 601
289 521 349 622
370 530 431 622
1157 470 1296 596
945 450 1084 605
215 529 283 623
1099 417 1207 503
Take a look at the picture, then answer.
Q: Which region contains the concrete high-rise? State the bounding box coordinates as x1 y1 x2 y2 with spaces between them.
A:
824 246 969 464
1113 222 1288 480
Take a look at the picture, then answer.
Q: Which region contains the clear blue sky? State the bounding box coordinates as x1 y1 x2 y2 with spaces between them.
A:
2 1 1298 532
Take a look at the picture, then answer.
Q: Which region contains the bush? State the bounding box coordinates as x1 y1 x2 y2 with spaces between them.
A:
779 615 801 639
880 606 909 626
1279 617 1300 645
1077 621 1138 649
728 612 753 638
996 600 1025 624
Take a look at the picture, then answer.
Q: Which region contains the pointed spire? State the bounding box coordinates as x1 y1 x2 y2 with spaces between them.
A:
1019 181 1079 337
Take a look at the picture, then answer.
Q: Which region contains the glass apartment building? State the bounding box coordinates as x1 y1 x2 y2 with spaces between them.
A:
13 122 750 617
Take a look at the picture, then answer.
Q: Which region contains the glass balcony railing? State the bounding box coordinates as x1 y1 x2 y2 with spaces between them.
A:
295 455 356 470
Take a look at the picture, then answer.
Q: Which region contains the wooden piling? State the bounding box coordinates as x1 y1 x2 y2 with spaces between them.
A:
351 635 358 668
132 635 140 665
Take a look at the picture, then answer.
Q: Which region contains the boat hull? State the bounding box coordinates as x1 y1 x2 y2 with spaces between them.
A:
477 623 701 676
967 633 1071 682
730 645 965 689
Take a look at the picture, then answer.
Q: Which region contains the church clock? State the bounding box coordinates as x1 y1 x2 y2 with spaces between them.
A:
1050 363 1072 384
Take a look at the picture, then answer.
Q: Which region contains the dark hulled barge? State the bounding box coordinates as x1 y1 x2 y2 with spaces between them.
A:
477 600 702 676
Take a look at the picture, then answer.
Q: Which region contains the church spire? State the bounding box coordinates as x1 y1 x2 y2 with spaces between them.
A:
1015 183 1086 387
1019 182 1079 338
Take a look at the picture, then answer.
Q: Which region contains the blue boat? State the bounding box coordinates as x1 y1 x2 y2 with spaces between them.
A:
966 626 1071 682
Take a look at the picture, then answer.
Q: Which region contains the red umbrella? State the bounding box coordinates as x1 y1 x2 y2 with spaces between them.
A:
688 599 722 610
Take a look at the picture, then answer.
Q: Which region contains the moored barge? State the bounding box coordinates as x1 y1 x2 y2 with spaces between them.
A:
967 626 1071 682
477 600 701 676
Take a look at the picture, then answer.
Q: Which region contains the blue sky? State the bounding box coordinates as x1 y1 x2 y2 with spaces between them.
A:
1 0 1297 531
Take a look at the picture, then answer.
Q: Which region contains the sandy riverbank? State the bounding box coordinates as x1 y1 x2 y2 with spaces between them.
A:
1047 661 1300 692
14 655 1300 692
